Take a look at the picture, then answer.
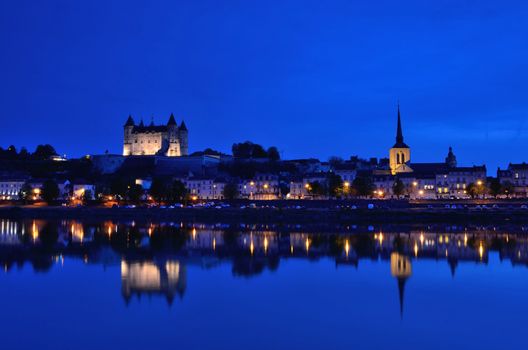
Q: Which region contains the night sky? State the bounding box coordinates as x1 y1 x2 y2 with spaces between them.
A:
1 1 527 173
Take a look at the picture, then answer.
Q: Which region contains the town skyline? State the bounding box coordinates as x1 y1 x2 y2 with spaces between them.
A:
2 2 528 172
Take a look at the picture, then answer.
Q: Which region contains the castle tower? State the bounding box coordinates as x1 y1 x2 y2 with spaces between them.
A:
389 104 412 175
179 120 188 156
445 146 457 168
166 113 180 156
123 115 135 156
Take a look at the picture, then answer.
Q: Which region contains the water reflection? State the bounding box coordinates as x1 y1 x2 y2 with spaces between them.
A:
121 260 186 304
2 218 528 313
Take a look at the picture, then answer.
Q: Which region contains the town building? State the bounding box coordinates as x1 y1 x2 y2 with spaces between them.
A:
0 173 29 200
239 173 280 200
497 163 528 197
182 177 227 200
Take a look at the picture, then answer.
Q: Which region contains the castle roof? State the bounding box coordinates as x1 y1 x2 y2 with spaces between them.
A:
125 115 188 133
393 104 409 148
179 120 187 131
124 115 135 126
132 125 168 134
167 113 177 126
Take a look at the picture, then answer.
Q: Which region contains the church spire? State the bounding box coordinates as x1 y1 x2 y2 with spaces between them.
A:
396 103 404 144
393 103 409 148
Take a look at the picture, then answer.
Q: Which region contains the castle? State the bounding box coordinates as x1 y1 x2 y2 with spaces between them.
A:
123 114 188 156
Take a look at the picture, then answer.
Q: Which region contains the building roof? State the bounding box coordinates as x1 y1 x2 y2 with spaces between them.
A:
450 165 486 173
409 163 448 175
509 162 528 171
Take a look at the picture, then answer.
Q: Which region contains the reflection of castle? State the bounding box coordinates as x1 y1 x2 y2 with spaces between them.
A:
390 253 412 319
121 260 186 305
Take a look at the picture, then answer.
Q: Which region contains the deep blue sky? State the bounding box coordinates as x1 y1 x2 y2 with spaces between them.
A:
1 1 527 172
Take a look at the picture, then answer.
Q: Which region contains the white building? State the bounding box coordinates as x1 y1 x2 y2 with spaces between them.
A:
239 173 280 200
0 176 28 200
182 177 226 200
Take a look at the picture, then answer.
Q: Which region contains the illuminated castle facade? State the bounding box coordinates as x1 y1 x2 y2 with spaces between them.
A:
123 114 188 157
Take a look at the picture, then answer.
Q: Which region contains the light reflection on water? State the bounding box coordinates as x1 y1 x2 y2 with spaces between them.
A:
2 218 528 349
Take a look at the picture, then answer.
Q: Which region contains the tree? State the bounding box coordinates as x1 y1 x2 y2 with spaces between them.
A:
488 178 502 198
307 181 326 197
18 147 30 160
392 178 405 197
18 182 33 203
41 179 60 203
328 174 344 198
223 182 239 200
32 144 57 160
232 141 273 159
466 182 488 198
82 190 93 204
110 178 128 199
502 181 514 197
328 156 344 168
189 148 226 157
352 176 374 197
169 180 187 203
150 178 168 203
267 147 280 161
279 183 290 198
127 184 144 203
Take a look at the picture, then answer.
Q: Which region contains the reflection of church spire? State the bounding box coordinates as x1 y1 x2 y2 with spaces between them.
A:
391 252 412 320
448 259 458 278
397 277 407 319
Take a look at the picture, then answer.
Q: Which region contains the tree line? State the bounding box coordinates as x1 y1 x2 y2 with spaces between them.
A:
0 144 59 161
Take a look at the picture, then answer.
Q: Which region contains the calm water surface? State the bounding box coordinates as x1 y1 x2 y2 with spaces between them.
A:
1 218 528 349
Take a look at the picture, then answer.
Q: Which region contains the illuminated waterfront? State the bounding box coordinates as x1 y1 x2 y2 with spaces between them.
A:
2 218 528 349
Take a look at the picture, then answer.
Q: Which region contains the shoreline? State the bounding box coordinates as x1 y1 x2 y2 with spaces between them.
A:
2 201 528 226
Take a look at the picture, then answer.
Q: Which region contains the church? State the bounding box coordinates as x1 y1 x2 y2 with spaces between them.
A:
376 105 486 199
123 114 188 157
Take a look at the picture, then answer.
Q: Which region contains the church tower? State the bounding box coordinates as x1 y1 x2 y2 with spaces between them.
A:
445 146 457 168
389 104 412 175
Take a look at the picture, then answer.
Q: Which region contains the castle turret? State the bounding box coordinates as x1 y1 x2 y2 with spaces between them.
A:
179 120 188 156
445 146 457 168
166 113 181 156
123 115 135 156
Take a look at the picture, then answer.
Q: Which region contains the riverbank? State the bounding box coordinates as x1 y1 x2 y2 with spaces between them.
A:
2 200 528 225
